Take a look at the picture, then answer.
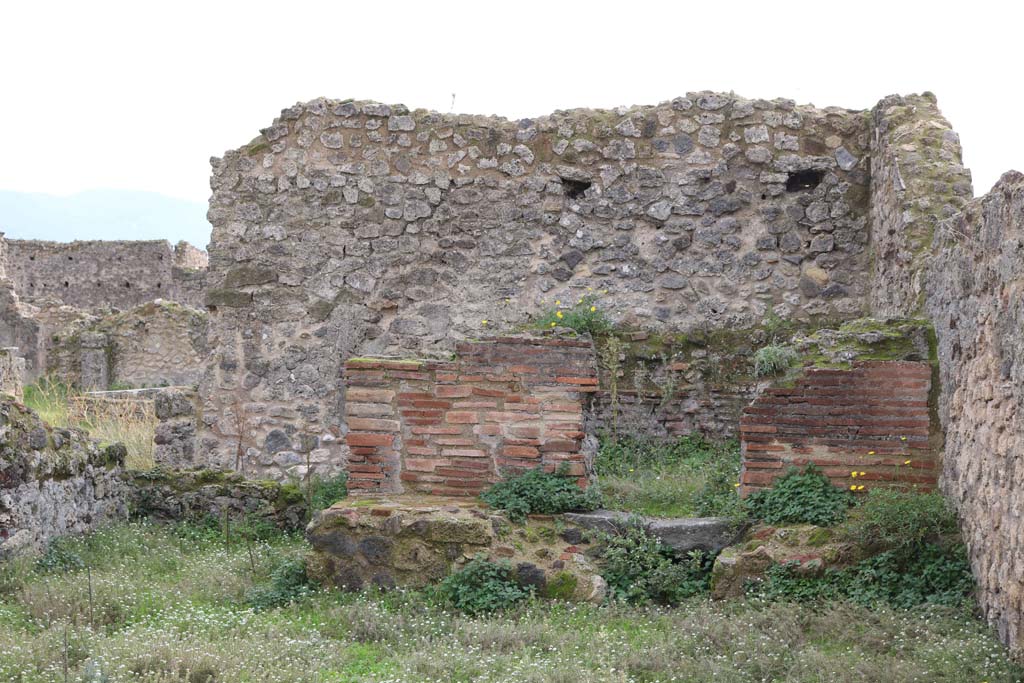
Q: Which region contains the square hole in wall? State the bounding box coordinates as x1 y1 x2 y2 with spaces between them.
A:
786 169 824 192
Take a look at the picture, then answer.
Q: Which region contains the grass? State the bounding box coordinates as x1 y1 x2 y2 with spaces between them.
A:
595 435 743 518
22 378 156 469
0 522 1020 682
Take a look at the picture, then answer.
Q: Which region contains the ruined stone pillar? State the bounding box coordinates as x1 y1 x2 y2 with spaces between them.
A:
79 332 110 390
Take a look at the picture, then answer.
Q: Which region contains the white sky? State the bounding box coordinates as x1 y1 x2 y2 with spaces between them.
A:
1 0 1021 205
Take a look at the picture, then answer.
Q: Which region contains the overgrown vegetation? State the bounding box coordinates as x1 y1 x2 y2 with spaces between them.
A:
247 556 315 611
746 465 851 526
531 294 612 335
595 435 744 519
480 467 601 522
1 522 1019 682
597 522 711 605
23 377 156 469
751 544 974 609
752 343 799 377
750 485 975 610
307 472 349 511
434 555 532 616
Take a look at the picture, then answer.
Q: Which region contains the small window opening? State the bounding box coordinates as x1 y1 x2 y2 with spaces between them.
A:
786 169 824 192
67 256 73 261
63 281 69 288
560 177 592 200
124 282 131 289
156 282 162 289
29 256 35 261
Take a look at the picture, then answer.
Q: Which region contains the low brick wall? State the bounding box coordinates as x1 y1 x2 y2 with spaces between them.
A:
739 361 938 495
343 336 598 495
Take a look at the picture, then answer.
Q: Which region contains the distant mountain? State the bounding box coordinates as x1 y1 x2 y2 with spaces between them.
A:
0 189 211 249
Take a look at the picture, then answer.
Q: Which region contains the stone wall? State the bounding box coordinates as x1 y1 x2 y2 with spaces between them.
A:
46 301 207 389
127 468 307 531
153 388 200 469
0 397 128 559
0 234 40 379
334 336 596 493
200 91 875 472
0 348 24 398
7 239 208 310
869 93 973 317
738 361 939 495
926 172 1024 660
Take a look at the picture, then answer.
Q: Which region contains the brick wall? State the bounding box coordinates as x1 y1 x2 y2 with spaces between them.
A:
342 336 597 495
590 386 757 442
739 361 938 495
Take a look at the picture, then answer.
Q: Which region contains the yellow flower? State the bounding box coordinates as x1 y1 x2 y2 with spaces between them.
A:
578 298 584 304
505 298 511 304
734 483 740 488
481 320 488 325
868 451 876 455
550 322 557 327
900 436 907 441
590 306 596 312
857 485 865 491
555 300 561 305
556 311 564 319
850 485 857 491
860 472 866 476
904 460 911 465
851 471 858 478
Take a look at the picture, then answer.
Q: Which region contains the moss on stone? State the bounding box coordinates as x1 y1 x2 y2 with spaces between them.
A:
542 571 578 600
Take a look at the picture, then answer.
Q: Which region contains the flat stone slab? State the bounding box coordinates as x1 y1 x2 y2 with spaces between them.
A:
563 510 746 555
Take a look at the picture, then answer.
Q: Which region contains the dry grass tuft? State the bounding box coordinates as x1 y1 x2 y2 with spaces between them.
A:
22 378 156 469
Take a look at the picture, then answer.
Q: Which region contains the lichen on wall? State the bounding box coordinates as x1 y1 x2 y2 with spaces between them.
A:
0 397 128 559
869 93 973 317
926 171 1024 660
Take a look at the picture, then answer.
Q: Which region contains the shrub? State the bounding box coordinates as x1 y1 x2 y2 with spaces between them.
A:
247 556 314 611
480 468 601 522
841 488 958 552
752 543 974 609
309 472 348 510
435 555 532 615
532 295 612 335
36 536 85 573
746 465 850 527
752 344 798 377
598 522 711 605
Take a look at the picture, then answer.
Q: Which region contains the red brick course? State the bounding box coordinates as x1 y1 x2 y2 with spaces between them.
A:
343 337 597 495
739 361 939 496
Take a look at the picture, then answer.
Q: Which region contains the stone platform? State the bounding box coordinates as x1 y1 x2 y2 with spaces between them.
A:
305 495 606 601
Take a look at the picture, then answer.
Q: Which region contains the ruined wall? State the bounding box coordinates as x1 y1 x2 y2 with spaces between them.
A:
926 172 1024 660
869 93 973 317
7 239 208 310
0 234 40 378
739 361 938 495
46 301 207 389
201 92 874 473
0 348 24 398
0 398 128 559
339 336 596 494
